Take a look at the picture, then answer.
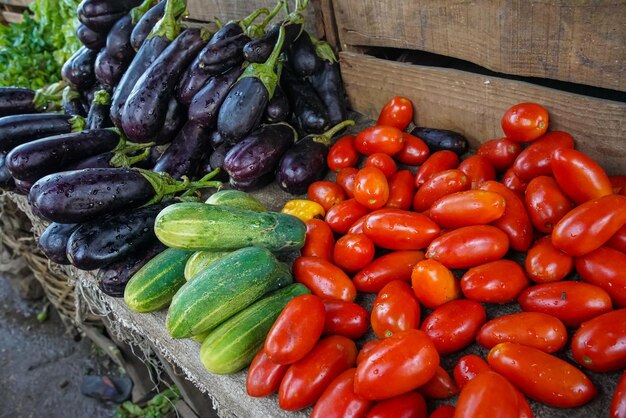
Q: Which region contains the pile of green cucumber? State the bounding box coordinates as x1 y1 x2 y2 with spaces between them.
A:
123 190 309 374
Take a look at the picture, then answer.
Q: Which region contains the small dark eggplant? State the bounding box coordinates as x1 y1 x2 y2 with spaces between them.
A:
176 66 212 106
0 88 36 116
230 172 273 191
94 50 127 92
97 240 166 297
110 0 186 128
187 65 243 128
62 87 88 117
0 152 14 190
121 28 208 142
86 90 113 129
208 130 224 149
67 202 168 270
277 120 354 194
196 33 249 72
106 14 135 63
61 47 98 91
152 121 211 179
77 0 142 33
264 85 290 123
6 129 126 182
0 113 82 152
208 143 230 172
223 123 296 182
410 127 469 156
217 26 287 143
287 31 319 77
130 0 165 50
29 167 221 223
309 60 347 126
14 179 33 195
152 98 185 145
38 223 79 265
243 21 303 63
76 23 107 50
282 67 330 134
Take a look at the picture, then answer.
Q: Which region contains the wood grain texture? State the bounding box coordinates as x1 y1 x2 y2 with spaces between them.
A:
332 0 626 92
339 52 626 175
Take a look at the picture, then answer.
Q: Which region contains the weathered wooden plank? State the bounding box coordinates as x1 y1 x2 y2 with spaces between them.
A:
2 10 23 23
339 52 626 175
332 0 626 92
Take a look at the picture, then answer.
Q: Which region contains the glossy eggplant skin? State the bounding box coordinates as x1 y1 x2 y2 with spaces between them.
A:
188 65 243 128
152 121 211 179
121 29 207 142
288 32 319 77
130 1 165 50
410 127 468 155
208 130 224 149
7 129 121 182
211 22 243 44
223 123 295 181
230 172 273 191
282 68 330 134
76 23 106 50
95 49 127 92
62 47 98 91
62 92 88 117
69 152 115 170
0 152 14 190
152 98 185 145
243 22 302 63
209 143 229 170
106 14 135 63
132 146 163 169
276 137 328 195
77 0 142 33
29 168 155 223
0 88 36 116
38 222 79 265
86 101 113 130
97 240 166 297
67 202 168 270
14 179 33 195
264 85 290 123
217 77 268 143
110 32 172 128
197 33 249 71
0 113 73 152
309 60 347 126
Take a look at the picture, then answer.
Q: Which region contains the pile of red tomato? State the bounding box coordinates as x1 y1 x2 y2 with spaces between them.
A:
246 98 626 417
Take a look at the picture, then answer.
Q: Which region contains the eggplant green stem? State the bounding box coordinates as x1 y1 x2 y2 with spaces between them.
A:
69 115 86 132
239 8 269 31
309 32 337 63
109 147 152 168
138 168 222 205
247 1 283 38
148 0 187 41
130 0 158 25
239 25 285 98
93 90 111 106
33 81 67 111
214 17 223 29
311 120 355 147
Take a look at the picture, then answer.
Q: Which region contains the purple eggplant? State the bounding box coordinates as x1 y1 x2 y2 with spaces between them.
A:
121 28 207 142
38 222 79 265
6 129 135 182
97 240 166 297
94 49 127 92
150 98 184 145
152 121 211 179
197 33 249 71
223 122 296 182
230 172 274 191
287 31 319 77
309 60 347 126
61 47 98 91
0 152 14 190
175 66 213 106
106 15 135 63
410 127 469 156
208 130 224 149
29 167 221 223
68 148 150 170
110 0 186 128
282 67 330 134
86 90 113 129
130 0 165 50
77 0 142 33
76 23 107 50
132 146 164 169
0 88 37 116
14 179 33 195
187 65 243 128
62 87 88 117
67 201 168 270
277 120 354 194
264 85 290 123
0 113 83 152
209 143 230 172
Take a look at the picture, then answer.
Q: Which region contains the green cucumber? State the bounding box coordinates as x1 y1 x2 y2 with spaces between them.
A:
124 248 193 313
154 202 306 252
166 246 293 338
184 250 231 281
200 283 310 374
205 190 267 212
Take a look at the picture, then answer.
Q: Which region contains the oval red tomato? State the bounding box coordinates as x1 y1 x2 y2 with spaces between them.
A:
301 219 335 260
477 312 567 353
525 175 573 233
429 190 506 229
395 132 430 166
366 153 397 177
453 354 491 390
354 167 390 210
293 256 357 302
310 368 372 418
322 299 369 340
488 342 597 408
501 102 549 142
265 294 326 365
460 260 529 303
336 167 359 198
429 405 455 418
413 169 470 212
363 209 440 250
371 281 421 339
575 246 626 308
246 348 289 397
418 366 458 399
607 224 626 253
551 148 613 204
325 198 371 234
517 281 613 328
612 370 626 418
502 167 528 196
308 181 347 212
420 299 486 355
353 250 425 293
354 329 440 400
377 96 414 130
476 137 522 173
455 370 520 418
512 131 574 181
411 259 461 309
333 233 376 273
458 155 496 189
356 339 382 366
355 125 405 156
571 308 626 372
414 151 459 187
328 135 359 172
386 170 415 210
366 391 427 418
524 235 573 283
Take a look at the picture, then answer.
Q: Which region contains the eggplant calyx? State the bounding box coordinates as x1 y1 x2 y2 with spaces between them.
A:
69 115 86 133
93 90 112 106
33 81 67 111
312 37 337 63
109 147 152 168
148 0 187 42
309 119 355 147
137 167 222 205
200 28 213 42
246 1 283 38
239 25 285 98
130 0 158 25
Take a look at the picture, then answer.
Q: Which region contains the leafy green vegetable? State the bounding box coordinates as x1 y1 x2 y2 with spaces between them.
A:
115 386 182 418
0 0 81 89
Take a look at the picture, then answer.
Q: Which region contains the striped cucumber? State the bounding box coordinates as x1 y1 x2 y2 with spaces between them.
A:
184 250 231 281
154 202 306 252
166 246 293 338
123 248 193 313
200 283 310 374
205 189 267 212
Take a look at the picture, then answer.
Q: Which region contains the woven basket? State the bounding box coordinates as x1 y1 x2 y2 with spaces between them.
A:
0 193 100 327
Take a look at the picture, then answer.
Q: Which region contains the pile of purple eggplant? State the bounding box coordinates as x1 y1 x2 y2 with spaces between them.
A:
0 0 350 296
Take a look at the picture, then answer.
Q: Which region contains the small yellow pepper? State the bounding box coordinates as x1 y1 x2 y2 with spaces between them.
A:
281 199 326 222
